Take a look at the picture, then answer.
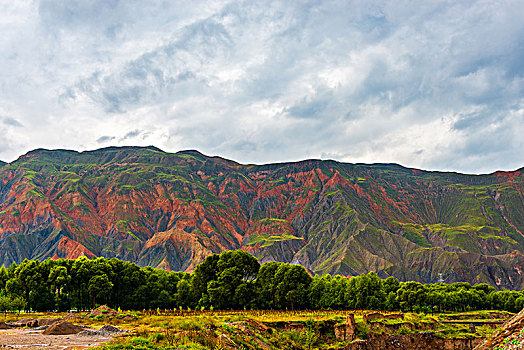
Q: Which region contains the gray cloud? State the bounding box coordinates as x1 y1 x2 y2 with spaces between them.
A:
3 117 23 127
97 129 150 144
120 129 145 141
96 136 116 144
0 0 522 173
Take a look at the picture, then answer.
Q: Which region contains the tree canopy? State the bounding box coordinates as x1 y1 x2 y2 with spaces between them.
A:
0 252 522 313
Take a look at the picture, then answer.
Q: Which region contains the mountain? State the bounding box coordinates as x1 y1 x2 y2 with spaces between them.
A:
0 146 523 288
0 161 5 168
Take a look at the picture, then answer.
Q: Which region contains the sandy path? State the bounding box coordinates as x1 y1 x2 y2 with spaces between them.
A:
0 329 113 350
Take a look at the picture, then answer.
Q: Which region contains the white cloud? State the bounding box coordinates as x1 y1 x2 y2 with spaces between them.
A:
0 0 522 173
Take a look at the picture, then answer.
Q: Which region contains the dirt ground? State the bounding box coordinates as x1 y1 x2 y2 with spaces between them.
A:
0 329 113 350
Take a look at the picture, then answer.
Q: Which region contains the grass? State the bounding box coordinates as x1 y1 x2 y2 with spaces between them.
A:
393 221 517 251
247 233 302 247
0 309 509 349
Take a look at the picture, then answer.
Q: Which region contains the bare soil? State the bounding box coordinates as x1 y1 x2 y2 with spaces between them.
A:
0 328 112 350
42 321 85 335
85 306 119 318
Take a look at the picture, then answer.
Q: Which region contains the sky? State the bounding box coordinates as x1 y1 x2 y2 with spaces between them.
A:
0 1 523 173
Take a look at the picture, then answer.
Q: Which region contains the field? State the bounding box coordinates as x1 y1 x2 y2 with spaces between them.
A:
0 308 512 349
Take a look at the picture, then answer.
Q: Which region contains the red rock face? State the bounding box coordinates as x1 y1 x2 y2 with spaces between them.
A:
0 147 523 288
56 237 95 259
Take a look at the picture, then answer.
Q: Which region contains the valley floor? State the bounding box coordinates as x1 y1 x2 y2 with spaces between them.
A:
0 308 515 349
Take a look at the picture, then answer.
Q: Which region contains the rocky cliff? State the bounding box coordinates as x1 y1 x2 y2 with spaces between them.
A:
0 146 522 288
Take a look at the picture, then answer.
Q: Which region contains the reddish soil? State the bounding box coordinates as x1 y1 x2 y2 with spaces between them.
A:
85 305 119 318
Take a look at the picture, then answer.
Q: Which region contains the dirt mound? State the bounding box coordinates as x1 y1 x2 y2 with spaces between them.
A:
86 305 119 318
77 324 129 337
97 324 130 336
37 318 63 326
98 325 121 333
63 313 82 320
7 318 38 327
43 321 85 335
474 308 524 349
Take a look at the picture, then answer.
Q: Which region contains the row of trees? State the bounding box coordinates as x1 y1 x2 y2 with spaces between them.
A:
1 250 523 313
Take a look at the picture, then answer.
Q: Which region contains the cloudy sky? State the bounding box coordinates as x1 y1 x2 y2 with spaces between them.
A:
1 1 523 173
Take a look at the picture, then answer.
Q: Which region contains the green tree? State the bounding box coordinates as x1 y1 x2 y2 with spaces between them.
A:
70 257 91 310
256 261 281 309
11 296 26 314
0 295 12 316
0 266 8 291
5 278 23 298
175 279 192 307
515 296 524 311
347 272 386 310
234 281 256 309
118 261 144 309
203 250 260 309
309 275 327 309
191 254 220 305
49 265 71 311
274 264 312 310
329 276 350 309
383 276 400 294
385 291 399 311
88 275 113 307
15 259 43 311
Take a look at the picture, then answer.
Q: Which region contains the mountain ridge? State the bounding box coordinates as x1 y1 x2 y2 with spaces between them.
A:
12 145 524 174
0 146 523 289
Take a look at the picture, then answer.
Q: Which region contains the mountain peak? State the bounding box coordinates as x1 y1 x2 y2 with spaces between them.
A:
177 149 206 157
82 145 165 154
24 148 78 156
176 149 241 166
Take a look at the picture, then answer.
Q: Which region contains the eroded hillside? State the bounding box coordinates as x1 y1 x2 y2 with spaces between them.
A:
0 146 522 288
